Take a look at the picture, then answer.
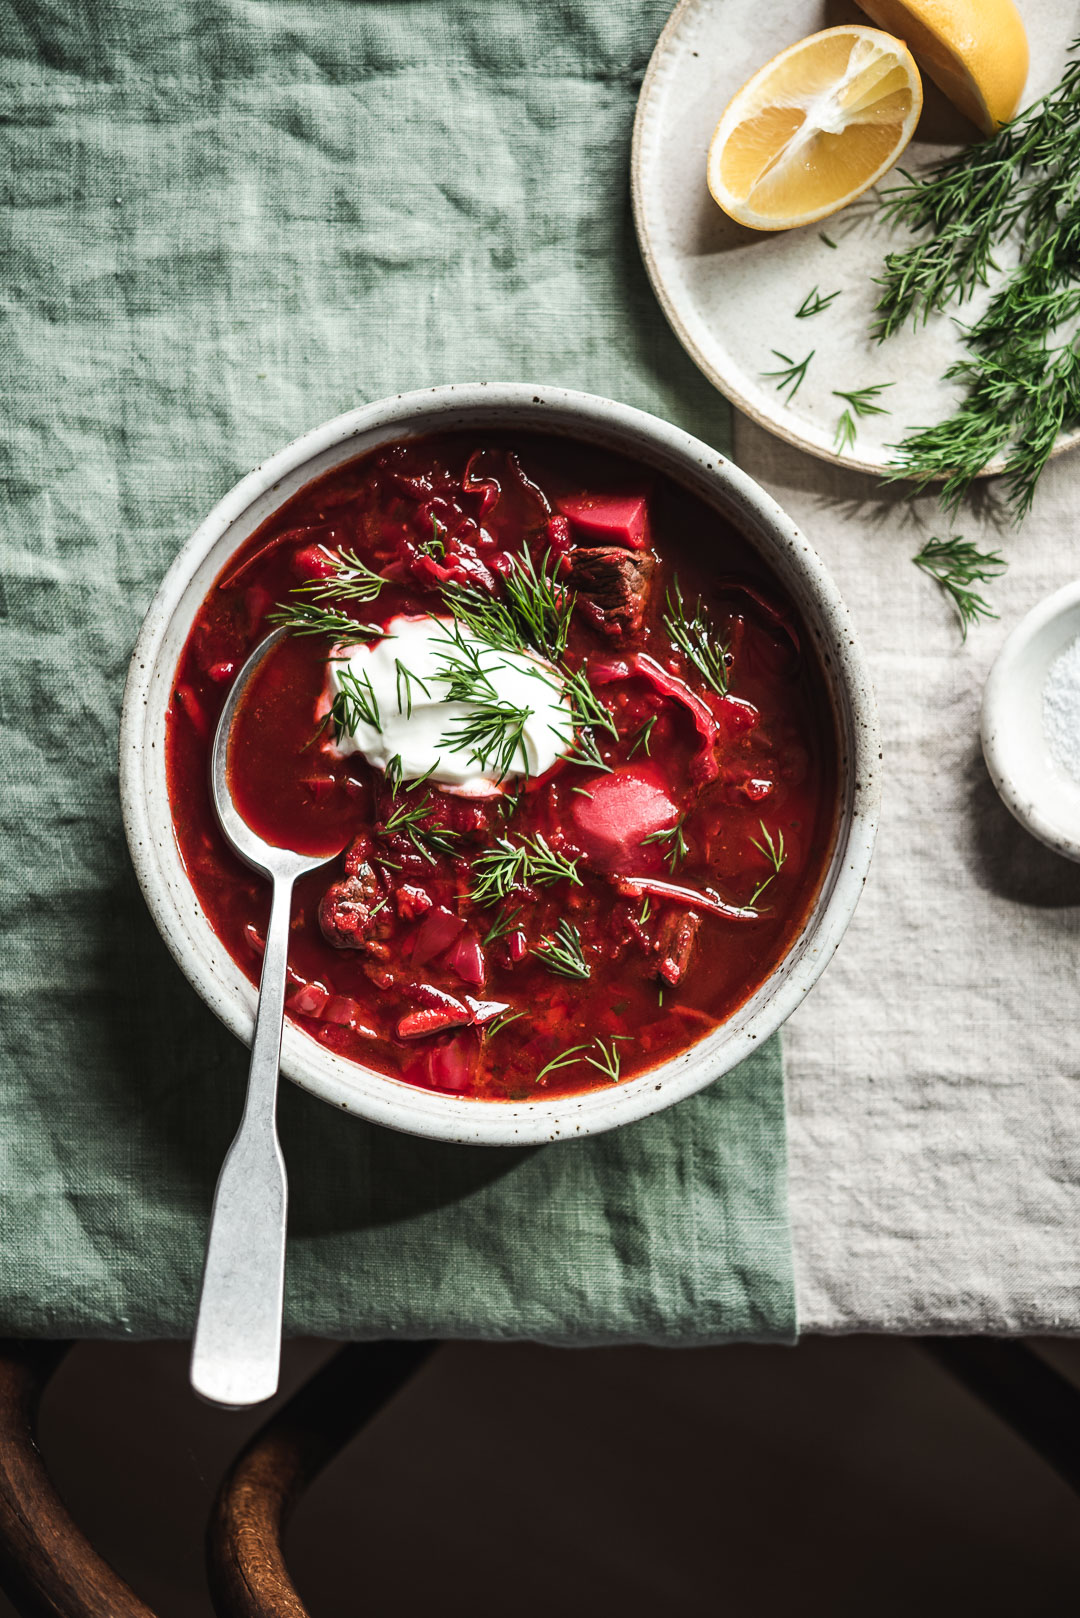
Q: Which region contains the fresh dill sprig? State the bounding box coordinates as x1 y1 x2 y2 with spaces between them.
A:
268 601 385 641
534 1034 629 1085
331 665 382 735
885 340 1080 522
912 536 1005 639
439 697 533 783
552 663 618 773
796 286 840 318
663 579 729 697
293 547 385 605
748 822 787 908
637 897 651 925
642 816 688 875
561 725 611 774
486 1009 525 1039
832 385 892 455
535 1045 590 1083
467 834 582 907
382 795 461 863
394 659 431 719
532 918 591 980
833 384 893 418
834 410 857 455
429 621 534 781
628 716 656 758
762 348 814 401
482 905 524 946
559 665 619 738
444 549 573 663
582 1035 631 1083
819 232 838 249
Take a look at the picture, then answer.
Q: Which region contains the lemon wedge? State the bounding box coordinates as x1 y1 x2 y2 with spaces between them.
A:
855 0 1028 135
707 26 923 232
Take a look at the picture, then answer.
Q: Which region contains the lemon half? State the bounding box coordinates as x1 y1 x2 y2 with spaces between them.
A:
707 25 923 232
856 0 1028 135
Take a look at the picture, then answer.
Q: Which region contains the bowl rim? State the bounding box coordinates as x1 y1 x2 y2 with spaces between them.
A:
980 577 1080 863
119 382 880 1146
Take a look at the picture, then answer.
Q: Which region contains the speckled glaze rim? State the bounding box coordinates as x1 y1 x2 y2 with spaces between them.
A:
119 383 880 1146
981 578 1080 863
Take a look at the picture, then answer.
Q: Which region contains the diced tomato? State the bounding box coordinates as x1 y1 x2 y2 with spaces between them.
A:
557 492 650 550
343 833 375 874
396 884 433 920
291 542 340 580
207 661 235 683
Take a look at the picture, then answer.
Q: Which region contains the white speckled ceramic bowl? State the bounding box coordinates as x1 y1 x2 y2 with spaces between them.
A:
982 579 1080 863
120 384 880 1145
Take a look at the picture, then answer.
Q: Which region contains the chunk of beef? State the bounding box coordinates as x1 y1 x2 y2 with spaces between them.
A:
567 546 655 636
652 907 702 986
319 861 384 951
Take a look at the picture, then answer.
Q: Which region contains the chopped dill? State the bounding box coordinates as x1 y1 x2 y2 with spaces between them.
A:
663 579 729 697
748 822 787 907
762 348 814 401
293 547 385 605
331 665 381 735
532 918 591 980
796 286 840 318
467 834 582 907
628 715 656 758
642 815 688 874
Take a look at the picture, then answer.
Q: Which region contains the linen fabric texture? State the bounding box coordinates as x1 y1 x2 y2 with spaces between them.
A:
0 0 796 1341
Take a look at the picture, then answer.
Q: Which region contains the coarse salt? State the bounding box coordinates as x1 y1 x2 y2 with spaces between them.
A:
1042 632 1080 784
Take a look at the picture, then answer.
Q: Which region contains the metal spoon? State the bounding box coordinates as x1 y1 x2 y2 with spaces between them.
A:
190 627 342 1408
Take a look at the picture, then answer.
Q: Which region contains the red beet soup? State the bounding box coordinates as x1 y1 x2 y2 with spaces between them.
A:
166 432 839 1101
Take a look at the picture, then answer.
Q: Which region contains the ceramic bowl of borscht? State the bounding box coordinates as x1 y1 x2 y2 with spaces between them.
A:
120 384 879 1146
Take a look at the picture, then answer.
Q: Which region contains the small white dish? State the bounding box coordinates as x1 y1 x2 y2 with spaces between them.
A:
120 383 880 1147
981 580 1080 863
631 0 1079 476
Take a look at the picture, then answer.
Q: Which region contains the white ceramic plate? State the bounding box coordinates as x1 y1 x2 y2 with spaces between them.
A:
632 0 1080 476
120 384 880 1147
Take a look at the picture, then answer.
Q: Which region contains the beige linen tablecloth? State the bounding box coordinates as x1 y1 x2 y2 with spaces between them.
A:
734 418 1080 1335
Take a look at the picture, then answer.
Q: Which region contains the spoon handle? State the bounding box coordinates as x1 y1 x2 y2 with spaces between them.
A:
190 871 294 1408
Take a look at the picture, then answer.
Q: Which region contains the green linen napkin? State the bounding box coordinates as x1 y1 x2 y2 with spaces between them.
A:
0 0 796 1342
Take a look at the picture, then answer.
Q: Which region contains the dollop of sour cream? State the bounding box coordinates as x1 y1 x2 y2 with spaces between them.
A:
327 614 574 794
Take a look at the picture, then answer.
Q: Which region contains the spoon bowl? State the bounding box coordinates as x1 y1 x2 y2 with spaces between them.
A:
190 629 343 1409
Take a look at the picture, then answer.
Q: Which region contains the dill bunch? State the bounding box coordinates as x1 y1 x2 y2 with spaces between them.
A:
874 42 1080 523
